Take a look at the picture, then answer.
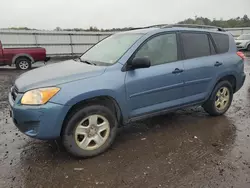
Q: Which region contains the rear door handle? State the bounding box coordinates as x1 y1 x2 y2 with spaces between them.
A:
214 61 223 67
172 68 184 74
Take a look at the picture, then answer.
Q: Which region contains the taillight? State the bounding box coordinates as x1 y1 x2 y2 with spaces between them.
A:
237 51 246 60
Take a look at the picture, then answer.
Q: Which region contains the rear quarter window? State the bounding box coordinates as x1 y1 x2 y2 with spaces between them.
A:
210 33 229 54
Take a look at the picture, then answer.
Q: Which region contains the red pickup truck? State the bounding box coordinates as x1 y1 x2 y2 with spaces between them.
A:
0 40 50 70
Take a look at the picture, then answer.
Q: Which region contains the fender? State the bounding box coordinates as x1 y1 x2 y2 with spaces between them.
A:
58 89 129 121
205 70 238 101
12 53 34 65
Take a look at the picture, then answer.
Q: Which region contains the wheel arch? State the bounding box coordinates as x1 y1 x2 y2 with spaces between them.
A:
60 95 123 136
217 75 236 92
12 54 34 65
247 42 250 50
206 73 237 102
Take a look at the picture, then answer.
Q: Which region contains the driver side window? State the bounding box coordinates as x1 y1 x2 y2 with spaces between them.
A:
134 33 178 66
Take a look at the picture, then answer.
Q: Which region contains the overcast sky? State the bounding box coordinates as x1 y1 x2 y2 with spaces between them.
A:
1 0 250 30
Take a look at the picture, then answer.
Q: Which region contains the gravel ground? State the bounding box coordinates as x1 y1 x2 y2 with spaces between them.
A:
0 54 250 188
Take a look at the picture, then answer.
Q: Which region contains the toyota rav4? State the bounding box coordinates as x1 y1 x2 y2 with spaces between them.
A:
9 25 246 158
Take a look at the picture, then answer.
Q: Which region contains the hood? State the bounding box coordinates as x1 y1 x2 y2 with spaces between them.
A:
15 59 106 92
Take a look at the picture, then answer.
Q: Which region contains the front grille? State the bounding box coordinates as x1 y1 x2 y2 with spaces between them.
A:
11 86 18 101
236 42 241 45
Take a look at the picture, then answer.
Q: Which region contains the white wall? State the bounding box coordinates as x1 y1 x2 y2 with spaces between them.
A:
0 30 114 56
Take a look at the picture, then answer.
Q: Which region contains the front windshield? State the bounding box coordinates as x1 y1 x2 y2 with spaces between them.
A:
237 34 250 40
80 33 143 65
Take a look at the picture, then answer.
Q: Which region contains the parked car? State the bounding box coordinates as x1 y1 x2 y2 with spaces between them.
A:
0 40 50 70
9 25 246 158
235 33 250 51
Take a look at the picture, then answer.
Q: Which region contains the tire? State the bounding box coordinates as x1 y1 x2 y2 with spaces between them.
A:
16 57 32 70
62 105 118 158
203 81 233 116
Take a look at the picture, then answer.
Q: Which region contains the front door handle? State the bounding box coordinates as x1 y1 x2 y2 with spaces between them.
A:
172 68 184 74
214 61 223 67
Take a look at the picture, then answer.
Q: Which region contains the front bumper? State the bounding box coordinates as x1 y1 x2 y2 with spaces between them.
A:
236 44 247 50
237 47 246 50
8 92 70 140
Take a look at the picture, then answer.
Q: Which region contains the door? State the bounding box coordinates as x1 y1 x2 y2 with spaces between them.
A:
125 33 185 117
180 32 221 104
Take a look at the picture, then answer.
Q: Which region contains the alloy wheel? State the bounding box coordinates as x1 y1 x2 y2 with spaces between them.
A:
74 114 110 150
215 87 230 111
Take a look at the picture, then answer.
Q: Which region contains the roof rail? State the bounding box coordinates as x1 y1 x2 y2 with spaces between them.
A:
162 24 226 32
127 25 165 30
126 24 226 32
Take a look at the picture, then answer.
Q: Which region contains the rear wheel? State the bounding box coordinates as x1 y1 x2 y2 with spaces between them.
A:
62 105 118 158
16 57 31 70
203 81 233 116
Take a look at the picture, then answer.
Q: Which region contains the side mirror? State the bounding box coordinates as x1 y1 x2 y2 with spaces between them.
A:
129 57 151 70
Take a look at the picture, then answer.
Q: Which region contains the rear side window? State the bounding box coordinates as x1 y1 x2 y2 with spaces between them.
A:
210 33 229 54
181 32 211 59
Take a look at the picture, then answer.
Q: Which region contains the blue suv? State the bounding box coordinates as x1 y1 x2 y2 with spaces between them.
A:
9 25 246 157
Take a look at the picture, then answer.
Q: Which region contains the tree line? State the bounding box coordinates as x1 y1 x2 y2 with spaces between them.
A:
178 15 250 28
5 15 250 31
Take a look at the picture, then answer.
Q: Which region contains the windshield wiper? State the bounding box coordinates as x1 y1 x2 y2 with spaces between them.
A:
75 58 96 65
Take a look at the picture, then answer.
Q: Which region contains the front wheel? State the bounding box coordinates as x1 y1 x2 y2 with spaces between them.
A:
203 81 233 116
62 105 118 158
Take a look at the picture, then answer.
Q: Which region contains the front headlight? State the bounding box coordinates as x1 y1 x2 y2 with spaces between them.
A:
21 87 60 105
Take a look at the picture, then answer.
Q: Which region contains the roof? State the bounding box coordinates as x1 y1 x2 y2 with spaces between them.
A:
118 25 227 35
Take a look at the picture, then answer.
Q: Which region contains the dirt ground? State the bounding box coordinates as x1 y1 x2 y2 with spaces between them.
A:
1 55 250 188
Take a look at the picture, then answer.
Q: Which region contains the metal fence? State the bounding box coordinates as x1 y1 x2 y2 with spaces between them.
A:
225 27 250 37
0 27 249 57
0 30 114 56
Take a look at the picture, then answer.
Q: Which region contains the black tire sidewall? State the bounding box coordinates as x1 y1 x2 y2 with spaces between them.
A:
204 81 233 116
62 105 118 158
16 58 31 70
